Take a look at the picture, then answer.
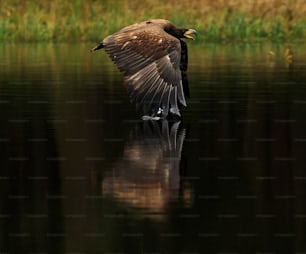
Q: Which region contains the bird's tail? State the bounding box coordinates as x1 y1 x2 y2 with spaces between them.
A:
90 42 104 52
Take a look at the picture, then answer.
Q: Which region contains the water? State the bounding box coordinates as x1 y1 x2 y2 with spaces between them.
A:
0 43 306 253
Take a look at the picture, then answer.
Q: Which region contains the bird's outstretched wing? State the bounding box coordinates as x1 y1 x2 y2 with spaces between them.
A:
102 22 187 117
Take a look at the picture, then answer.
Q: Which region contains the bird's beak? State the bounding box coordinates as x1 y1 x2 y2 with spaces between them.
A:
90 42 103 52
184 29 197 40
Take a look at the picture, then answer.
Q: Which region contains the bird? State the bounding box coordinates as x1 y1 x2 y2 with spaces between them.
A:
91 19 197 119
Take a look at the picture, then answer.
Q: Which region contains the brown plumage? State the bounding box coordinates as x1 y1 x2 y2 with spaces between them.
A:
91 19 197 119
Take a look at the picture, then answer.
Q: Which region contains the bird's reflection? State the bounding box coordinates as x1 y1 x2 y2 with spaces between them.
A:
102 120 186 213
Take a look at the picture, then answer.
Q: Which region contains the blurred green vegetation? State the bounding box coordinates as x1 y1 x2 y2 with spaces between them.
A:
1 0 306 42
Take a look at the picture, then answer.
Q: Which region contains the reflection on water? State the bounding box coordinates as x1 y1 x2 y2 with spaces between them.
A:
0 43 306 253
103 120 187 213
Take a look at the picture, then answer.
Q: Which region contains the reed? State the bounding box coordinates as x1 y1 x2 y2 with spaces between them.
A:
1 0 305 42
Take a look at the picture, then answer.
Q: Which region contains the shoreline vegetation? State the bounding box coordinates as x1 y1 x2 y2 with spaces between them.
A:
1 0 306 43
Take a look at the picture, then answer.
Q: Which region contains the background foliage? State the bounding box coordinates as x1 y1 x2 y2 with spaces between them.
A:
1 0 306 42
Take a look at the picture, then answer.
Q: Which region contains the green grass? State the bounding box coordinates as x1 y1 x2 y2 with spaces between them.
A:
1 0 306 43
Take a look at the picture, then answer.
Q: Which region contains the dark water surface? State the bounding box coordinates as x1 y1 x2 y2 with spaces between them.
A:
1 43 306 253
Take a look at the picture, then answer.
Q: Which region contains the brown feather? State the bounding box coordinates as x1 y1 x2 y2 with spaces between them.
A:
92 19 195 118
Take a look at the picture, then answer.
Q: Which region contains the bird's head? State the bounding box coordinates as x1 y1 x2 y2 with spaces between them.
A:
164 23 197 40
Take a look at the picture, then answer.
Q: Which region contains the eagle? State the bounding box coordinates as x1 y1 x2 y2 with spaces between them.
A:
91 19 196 119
